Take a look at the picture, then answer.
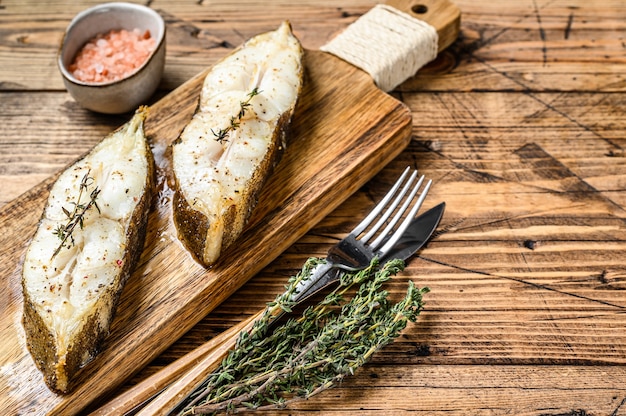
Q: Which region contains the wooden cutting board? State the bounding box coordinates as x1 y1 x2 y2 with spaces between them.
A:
0 1 459 414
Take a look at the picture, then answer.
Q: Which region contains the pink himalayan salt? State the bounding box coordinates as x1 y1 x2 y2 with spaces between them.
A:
69 28 156 84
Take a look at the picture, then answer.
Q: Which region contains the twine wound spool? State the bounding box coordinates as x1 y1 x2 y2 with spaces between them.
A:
320 4 439 92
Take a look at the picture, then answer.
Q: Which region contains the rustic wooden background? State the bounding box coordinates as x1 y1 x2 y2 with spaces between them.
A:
1 0 625 414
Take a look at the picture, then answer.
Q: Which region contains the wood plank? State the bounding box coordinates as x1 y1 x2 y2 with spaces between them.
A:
280 365 626 415
0 0 377 91
0 93 127 206
3 91 623 206
3 88 624 206
0 0 624 92
116 361 626 414
404 0 626 91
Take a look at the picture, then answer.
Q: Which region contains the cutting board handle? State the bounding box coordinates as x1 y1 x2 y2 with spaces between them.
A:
386 0 461 53
320 0 460 91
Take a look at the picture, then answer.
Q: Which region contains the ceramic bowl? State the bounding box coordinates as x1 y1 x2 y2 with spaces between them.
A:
58 2 166 114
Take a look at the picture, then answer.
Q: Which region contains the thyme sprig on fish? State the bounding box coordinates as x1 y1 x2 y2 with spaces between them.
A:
51 170 101 258
176 257 429 415
212 87 262 143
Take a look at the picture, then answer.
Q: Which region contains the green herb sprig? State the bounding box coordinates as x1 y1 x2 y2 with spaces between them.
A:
212 87 262 143
51 170 101 259
176 257 429 415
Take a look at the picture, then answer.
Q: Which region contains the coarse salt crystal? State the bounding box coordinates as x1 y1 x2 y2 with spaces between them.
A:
69 28 156 84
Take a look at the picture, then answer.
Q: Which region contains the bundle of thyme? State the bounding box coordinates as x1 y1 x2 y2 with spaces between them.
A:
176 257 429 415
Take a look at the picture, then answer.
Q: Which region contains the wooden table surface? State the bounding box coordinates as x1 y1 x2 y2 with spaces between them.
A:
2 0 626 414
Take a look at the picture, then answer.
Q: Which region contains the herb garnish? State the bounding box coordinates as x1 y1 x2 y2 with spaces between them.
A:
51 170 101 259
212 87 261 143
176 257 429 414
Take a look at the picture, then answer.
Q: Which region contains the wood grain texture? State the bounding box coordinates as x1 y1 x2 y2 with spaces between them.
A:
0 3 460 411
0 27 417 416
1 0 626 415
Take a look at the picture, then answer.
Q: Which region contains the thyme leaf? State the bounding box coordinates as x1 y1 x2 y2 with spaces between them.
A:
212 87 262 144
176 257 429 415
51 170 101 259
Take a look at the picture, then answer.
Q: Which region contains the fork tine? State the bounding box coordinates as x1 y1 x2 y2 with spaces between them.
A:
350 166 411 236
377 178 432 255
369 174 425 250
361 170 420 244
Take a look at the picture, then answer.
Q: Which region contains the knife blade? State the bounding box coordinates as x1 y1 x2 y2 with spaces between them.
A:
382 201 445 262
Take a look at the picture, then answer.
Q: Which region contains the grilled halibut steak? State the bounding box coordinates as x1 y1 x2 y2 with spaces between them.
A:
172 21 304 266
22 107 155 393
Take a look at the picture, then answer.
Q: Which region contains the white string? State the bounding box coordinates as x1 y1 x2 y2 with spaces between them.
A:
320 4 439 92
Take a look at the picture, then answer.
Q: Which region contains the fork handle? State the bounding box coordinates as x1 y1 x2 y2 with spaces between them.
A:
291 261 334 302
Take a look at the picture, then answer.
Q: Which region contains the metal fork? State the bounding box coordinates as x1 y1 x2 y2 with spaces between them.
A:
292 166 432 303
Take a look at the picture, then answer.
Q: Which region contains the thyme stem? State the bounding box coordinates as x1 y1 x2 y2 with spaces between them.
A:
51 170 101 259
212 87 261 143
